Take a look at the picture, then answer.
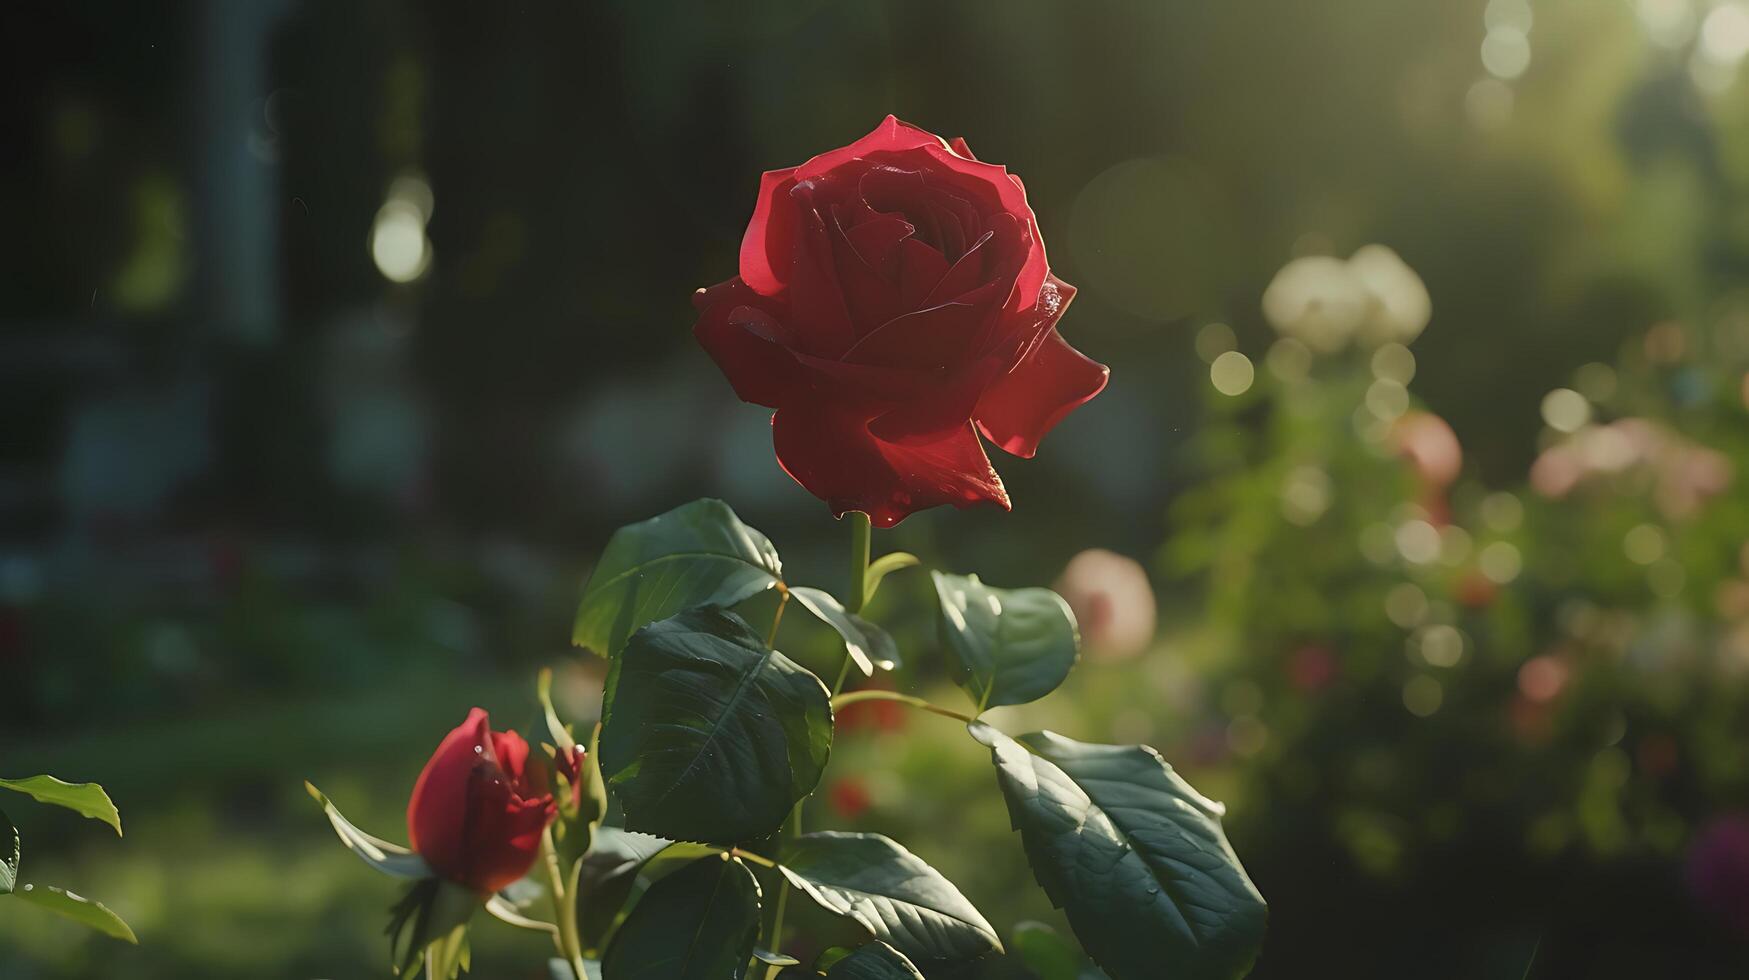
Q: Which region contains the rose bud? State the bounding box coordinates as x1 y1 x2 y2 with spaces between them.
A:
406 708 557 894
695 115 1108 527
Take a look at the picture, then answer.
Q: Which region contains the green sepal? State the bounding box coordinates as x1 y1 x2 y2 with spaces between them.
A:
306 782 432 879
387 877 481 977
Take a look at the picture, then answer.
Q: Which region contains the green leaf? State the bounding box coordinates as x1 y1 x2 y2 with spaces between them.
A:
600 608 832 845
791 587 900 674
11 884 137 943
864 552 921 602
754 948 801 966
575 827 675 955
1 806 17 895
932 572 1078 712
820 941 926 979
602 856 762 980
550 959 605 980
1011 921 1110 980
969 725 1267 980
779 831 1000 964
573 499 784 658
0 776 122 835
305 781 432 879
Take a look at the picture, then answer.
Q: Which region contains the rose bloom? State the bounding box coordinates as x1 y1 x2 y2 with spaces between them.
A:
407 708 558 893
695 115 1108 527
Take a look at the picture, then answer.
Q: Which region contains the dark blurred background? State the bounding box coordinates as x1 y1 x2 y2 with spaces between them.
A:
5 1 1749 977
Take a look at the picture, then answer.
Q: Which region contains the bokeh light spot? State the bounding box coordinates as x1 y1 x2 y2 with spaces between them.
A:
1396 520 1442 565
1211 351 1256 396
1540 388 1590 433
1403 675 1444 716
371 200 431 283
1482 28 1532 80
1366 379 1410 421
1371 343 1417 384
1624 524 1666 565
1480 541 1523 583
1195 322 1237 363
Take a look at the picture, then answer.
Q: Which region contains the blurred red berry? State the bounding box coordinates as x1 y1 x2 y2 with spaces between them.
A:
828 777 873 821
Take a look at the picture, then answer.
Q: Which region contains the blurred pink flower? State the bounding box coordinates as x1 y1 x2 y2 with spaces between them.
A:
1053 548 1157 662
1391 411 1463 488
1390 411 1461 523
1688 814 1749 933
1530 418 1732 519
1517 655 1569 703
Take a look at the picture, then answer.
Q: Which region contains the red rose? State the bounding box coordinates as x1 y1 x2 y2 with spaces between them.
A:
695 115 1109 527
406 708 557 893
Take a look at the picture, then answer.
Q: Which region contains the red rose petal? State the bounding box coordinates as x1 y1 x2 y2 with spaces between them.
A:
841 280 1002 372
740 168 799 297
693 280 805 408
795 115 946 182
975 327 1109 459
895 237 951 310
772 411 1009 527
868 355 1005 446
787 204 859 357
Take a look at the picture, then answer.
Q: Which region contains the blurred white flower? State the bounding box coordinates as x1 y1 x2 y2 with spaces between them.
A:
1261 255 1369 352
1350 245 1433 345
1053 548 1158 662
1262 245 1431 352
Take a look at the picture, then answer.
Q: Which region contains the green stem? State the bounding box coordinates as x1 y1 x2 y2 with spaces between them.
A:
767 585 790 649
540 827 588 980
845 511 872 615
760 805 803 980
829 654 853 698
829 689 980 726
831 511 874 697
726 847 777 869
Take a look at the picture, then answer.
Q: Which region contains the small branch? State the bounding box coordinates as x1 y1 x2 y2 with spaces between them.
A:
727 847 778 869
829 689 979 726
766 588 790 650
